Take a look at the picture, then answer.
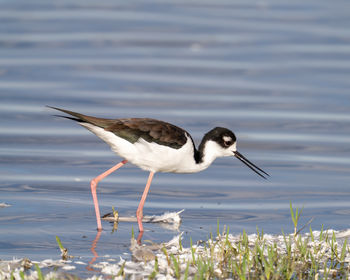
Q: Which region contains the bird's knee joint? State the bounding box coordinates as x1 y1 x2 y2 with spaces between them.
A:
136 209 143 218
91 178 98 189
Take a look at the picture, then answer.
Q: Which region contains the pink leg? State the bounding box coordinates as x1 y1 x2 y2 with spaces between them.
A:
136 171 154 232
91 160 127 230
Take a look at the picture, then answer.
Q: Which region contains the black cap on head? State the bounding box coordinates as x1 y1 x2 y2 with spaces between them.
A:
200 127 236 149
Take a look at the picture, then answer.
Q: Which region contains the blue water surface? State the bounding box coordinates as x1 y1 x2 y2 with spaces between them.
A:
1 0 350 277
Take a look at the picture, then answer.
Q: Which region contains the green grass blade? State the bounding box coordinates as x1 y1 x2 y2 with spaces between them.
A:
55 236 64 251
35 264 44 280
170 254 180 279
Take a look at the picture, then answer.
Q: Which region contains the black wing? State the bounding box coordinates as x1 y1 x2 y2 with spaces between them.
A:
49 106 188 149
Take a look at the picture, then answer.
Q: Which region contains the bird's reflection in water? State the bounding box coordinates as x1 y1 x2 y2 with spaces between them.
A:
86 230 102 272
86 210 183 271
87 229 183 272
86 230 153 273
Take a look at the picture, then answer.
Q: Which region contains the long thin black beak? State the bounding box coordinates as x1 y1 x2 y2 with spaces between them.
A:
234 151 269 179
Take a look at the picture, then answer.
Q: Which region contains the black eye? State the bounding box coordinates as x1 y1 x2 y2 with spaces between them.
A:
224 140 232 147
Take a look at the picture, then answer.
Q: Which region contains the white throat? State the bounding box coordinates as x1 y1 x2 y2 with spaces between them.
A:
177 140 236 174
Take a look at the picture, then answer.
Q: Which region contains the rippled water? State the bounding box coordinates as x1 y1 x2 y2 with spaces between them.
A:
1 0 350 277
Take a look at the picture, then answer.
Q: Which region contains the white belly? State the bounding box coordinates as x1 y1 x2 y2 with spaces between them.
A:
80 123 199 173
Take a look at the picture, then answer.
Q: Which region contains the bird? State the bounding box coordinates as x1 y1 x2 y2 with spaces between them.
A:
49 106 269 232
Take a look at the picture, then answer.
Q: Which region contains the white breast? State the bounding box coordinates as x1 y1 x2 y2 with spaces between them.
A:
80 122 199 173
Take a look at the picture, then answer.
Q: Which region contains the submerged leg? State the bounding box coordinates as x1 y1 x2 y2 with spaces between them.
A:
91 160 128 230
136 171 155 232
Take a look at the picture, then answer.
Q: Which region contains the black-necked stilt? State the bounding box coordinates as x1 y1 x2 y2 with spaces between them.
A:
49 106 269 232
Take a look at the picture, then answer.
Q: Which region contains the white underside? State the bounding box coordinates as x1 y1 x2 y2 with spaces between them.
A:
80 123 212 173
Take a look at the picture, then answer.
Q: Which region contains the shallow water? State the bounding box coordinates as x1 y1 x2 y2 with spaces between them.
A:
1 0 350 277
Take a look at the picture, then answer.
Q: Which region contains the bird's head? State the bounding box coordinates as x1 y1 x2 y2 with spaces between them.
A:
199 127 269 179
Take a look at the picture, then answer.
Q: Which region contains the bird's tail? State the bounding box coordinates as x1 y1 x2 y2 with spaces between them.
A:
47 106 113 129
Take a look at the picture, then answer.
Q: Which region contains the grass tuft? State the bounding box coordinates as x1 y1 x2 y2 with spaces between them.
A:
140 206 350 279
